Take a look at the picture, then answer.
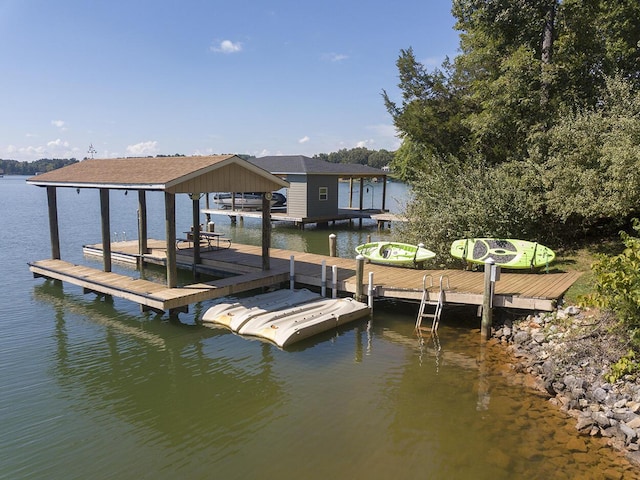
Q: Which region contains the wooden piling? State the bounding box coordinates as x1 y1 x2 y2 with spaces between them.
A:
355 255 365 302
481 258 495 341
329 233 337 257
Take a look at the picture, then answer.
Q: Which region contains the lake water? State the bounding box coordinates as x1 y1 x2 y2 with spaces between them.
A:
1 175 637 479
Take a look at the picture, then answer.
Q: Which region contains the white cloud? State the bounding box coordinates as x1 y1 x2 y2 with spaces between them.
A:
47 138 70 148
126 141 159 156
298 136 310 144
51 120 65 128
210 40 243 54
323 53 348 62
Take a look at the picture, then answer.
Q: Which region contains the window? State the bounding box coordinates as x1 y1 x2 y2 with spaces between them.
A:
319 186 328 201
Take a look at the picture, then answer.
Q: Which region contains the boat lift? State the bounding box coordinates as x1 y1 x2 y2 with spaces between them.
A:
415 274 449 333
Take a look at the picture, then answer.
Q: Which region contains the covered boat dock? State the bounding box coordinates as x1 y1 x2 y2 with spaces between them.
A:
27 155 289 313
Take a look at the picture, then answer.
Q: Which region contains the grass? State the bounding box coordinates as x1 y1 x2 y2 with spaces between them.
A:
553 237 625 305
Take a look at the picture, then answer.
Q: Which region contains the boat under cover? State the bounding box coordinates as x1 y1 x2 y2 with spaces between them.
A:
212 192 286 209
202 289 370 348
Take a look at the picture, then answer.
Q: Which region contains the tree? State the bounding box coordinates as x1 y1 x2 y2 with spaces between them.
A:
385 0 640 243
540 76 640 229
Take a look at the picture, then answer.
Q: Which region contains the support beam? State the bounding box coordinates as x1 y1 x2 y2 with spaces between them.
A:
138 190 148 256
46 186 61 260
99 188 111 272
262 193 271 270
381 175 387 211
165 192 177 288
192 195 201 275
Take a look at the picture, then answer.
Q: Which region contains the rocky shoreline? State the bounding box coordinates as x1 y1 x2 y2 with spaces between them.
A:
493 305 640 468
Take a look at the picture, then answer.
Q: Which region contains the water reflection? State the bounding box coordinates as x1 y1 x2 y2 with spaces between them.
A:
34 280 285 459
27 282 640 479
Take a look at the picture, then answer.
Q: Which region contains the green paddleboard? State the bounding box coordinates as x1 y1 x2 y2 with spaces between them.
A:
450 238 555 269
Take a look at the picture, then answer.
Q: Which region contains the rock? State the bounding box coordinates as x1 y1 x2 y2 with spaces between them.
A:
513 331 530 344
532 332 546 343
627 450 640 467
566 436 588 452
564 305 580 316
628 416 640 430
576 415 595 432
620 423 637 444
593 411 611 427
593 387 608 403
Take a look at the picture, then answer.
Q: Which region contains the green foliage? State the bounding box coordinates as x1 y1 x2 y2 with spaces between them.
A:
584 219 640 336
605 350 639 383
0 158 78 175
386 0 640 244
539 76 640 227
314 148 394 169
396 147 547 261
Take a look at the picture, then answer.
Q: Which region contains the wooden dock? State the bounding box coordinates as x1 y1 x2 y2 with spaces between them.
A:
202 207 385 229
30 239 581 316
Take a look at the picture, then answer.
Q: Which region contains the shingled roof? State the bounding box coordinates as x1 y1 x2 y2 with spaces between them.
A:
249 155 385 177
27 155 289 194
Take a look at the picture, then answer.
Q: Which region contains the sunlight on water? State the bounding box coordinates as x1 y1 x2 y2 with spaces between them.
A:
1 176 638 479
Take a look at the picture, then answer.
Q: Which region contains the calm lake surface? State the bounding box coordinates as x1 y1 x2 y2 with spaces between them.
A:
1 175 637 479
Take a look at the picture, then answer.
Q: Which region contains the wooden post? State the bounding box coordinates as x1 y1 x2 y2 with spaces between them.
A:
329 233 337 257
204 193 211 224
289 255 295 290
381 175 387 211
332 265 338 299
165 192 177 288
321 260 327 297
349 178 354 208
358 177 364 228
138 190 148 257
262 193 271 270
46 186 60 260
99 188 111 273
355 254 365 302
481 257 495 341
367 271 374 310
192 195 201 276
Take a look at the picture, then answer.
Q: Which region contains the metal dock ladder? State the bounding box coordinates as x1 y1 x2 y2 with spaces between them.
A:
415 274 449 333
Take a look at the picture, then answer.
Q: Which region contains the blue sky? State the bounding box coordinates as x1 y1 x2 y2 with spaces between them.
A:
1 0 460 162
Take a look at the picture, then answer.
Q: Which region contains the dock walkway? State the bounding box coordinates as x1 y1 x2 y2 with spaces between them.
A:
30 240 581 315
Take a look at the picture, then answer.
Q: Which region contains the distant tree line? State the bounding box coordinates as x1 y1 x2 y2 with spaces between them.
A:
0 158 78 175
313 147 394 169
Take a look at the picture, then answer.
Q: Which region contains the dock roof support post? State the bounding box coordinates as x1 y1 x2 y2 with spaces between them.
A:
348 178 354 208
99 188 112 273
165 192 178 288
358 178 364 212
138 191 148 256
46 186 61 260
191 195 201 274
381 175 387 211
262 193 271 270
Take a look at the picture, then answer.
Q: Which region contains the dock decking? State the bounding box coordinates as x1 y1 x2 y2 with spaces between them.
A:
202 207 386 229
30 239 581 315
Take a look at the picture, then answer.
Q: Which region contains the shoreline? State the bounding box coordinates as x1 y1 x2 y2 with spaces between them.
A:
493 305 640 469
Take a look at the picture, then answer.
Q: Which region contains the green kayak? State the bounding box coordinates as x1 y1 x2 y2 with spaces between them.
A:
450 238 555 269
355 242 436 268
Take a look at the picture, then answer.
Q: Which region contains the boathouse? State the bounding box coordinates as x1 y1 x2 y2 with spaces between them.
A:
249 155 388 219
27 155 289 288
